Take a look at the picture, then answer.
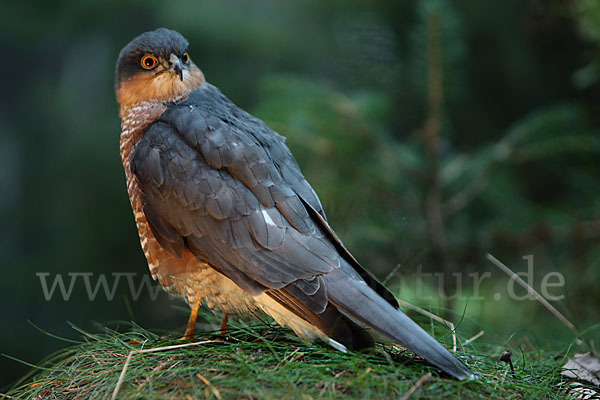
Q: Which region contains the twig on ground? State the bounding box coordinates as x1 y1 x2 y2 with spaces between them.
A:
250 328 272 343
197 372 222 400
523 336 537 355
400 372 432 400
111 340 221 400
274 348 301 370
291 351 305 363
396 299 457 352
486 253 581 342
464 331 485 346
382 263 403 285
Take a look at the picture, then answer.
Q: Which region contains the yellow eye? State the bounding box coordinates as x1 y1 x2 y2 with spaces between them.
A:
140 55 158 70
182 52 190 64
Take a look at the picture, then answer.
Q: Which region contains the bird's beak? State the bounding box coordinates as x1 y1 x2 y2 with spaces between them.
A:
169 53 184 81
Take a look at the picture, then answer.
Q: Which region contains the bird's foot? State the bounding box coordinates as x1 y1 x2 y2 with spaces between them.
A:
179 296 202 340
219 312 229 336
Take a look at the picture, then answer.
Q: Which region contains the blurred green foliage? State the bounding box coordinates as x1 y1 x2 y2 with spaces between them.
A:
1 0 599 389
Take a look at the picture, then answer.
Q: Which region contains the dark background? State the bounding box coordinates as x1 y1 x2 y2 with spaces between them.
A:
1 0 599 389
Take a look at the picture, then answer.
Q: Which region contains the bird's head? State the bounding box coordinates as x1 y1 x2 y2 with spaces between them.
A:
115 28 205 110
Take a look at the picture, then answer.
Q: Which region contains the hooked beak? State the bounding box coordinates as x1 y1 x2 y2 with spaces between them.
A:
169 53 183 81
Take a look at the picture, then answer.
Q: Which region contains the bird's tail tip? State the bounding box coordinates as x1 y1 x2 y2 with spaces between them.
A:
325 270 476 380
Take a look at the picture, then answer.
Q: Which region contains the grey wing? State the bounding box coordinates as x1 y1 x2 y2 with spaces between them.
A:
131 116 338 314
258 135 399 307
181 86 398 308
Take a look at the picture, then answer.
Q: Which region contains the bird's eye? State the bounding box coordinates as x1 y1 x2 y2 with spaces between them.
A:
140 55 158 70
182 52 190 64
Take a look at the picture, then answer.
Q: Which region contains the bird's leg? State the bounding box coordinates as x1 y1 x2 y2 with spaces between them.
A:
180 297 202 340
219 312 229 336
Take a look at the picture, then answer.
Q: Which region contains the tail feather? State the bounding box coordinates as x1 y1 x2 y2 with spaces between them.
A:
267 289 375 350
324 268 474 380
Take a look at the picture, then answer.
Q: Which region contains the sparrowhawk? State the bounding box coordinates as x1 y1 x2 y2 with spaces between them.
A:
115 28 473 380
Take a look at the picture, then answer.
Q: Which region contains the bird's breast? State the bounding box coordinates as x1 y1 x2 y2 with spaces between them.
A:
118 101 258 314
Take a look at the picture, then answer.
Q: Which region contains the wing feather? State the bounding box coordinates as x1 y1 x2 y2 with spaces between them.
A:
131 83 396 327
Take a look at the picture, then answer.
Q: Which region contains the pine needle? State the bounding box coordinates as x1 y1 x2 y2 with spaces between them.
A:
396 299 458 352
111 340 221 400
400 372 432 400
464 331 485 346
486 253 581 340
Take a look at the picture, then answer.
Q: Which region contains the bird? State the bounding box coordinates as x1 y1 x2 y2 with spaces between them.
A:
115 27 474 380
